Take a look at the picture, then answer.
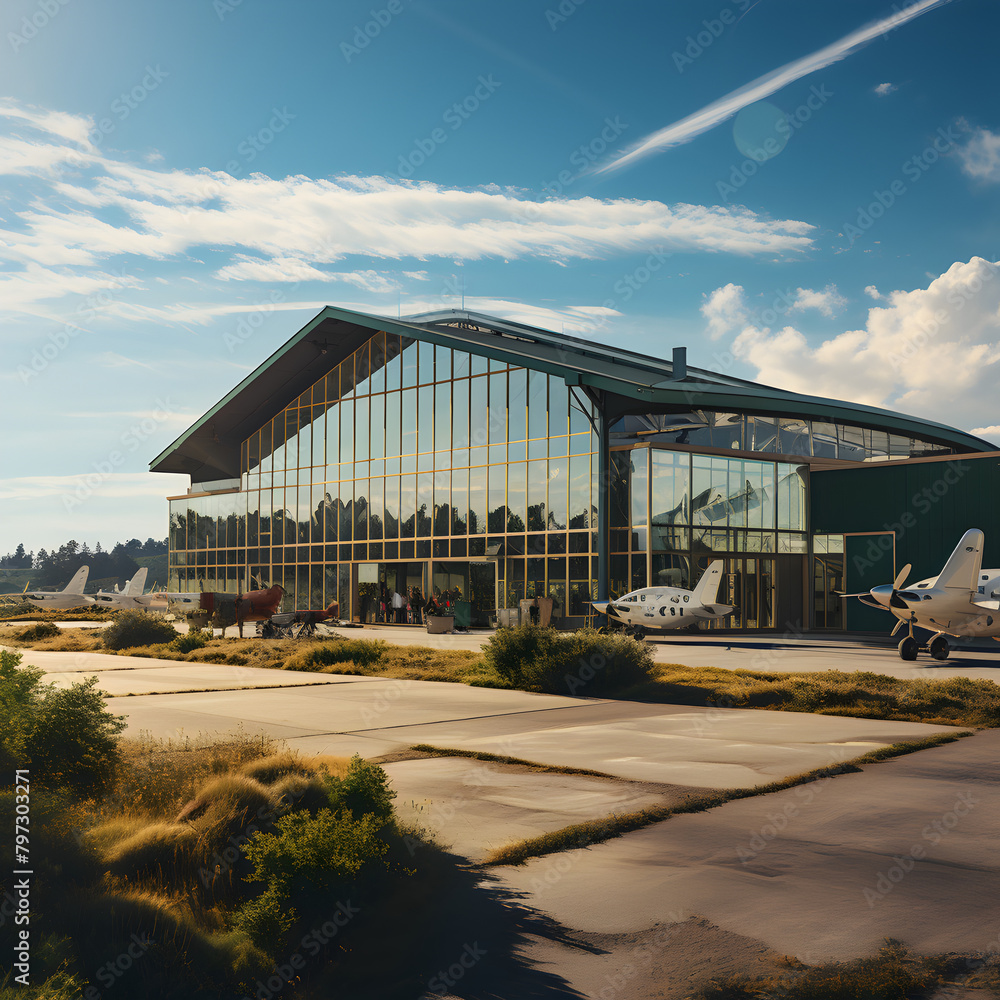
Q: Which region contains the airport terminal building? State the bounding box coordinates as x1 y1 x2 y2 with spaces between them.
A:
150 306 997 631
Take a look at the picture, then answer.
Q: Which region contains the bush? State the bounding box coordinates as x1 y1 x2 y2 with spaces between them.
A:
18 621 60 641
233 807 388 952
240 752 313 785
481 622 558 685
295 638 386 670
172 630 209 653
323 755 396 823
481 624 654 696
0 649 125 796
102 610 177 650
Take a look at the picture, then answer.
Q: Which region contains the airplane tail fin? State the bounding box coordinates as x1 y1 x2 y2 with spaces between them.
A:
692 560 725 606
935 528 985 593
126 567 149 596
63 565 89 594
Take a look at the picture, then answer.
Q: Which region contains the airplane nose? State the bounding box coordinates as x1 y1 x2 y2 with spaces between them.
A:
590 602 610 615
869 585 894 607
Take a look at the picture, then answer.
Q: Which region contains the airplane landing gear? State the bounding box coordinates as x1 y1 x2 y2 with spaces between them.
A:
929 634 951 661
898 636 919 661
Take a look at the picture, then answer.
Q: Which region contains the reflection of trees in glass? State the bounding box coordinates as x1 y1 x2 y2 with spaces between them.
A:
527 502 546 533
547 509 566 531
488 505 508 533
416 503 431 537
506 510 525 533
434 503 452 536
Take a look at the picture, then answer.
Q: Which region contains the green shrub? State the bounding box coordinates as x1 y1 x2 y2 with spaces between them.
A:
233 807 388 951
481 622 558 685
296 638 386 670
0 649 125 796
172 630 209 653
323 755 396 822
101 610 177 650
0 601 35 619
481 624 654 696
18 621 60 641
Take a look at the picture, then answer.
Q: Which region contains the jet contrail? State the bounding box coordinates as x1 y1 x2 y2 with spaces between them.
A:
599 0 957 174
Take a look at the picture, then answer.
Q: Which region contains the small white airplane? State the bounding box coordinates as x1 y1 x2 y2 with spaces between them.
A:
850 528 1000 661
92 567 151 609
0 566 94 610
591 560 736 636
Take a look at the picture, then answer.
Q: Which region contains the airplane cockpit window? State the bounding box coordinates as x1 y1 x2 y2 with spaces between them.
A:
683 595 690 602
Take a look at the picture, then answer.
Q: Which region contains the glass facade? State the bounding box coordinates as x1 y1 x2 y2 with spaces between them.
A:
170 327 964 630
611 410 955 462
608 446 808 629
169 331 598 621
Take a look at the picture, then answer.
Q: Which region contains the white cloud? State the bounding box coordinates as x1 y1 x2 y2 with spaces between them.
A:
864 284 881 300
957 127 1000 183
701 283 748 339
600 0 954 172
970 425 1000 443
874 82 897 96
0 99 816 326
732 257 1000 430
790 284 846 317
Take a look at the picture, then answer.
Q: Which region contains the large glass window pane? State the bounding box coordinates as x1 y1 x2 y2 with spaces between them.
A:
369 331 386 394
354 395 369 464
811 421 837 459
418 340 434 384
469 465 487 534
453 351 470 380
341 354 357 400
416 473 433 536
401 387 417 455
367 394 384 461
777 464 807 530
569 453 590 529
451 468 468 534
384 476 399 538
508 369 527 441
488 463 506 533
418 384 434 454
630 449 648 528
488 371 507 444
549 376 569 439
339 482 354 541
610 451 630 529
651 450 688 525
527 370 547 440
368 478 383 539
547 457 567 530
355 342 371 396
400 475 416 537
547 557 567 612
434 383 450 455
435 344 451 382
384 335 402 392
385 392 400 458
507 462 526 532
527 460 547 532
452 379 469 450
339 400 354 465
470 375 489 449
433 471 450 535
401 339 418 388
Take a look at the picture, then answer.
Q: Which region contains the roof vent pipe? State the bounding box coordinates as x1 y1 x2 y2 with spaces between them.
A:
672 346 687 381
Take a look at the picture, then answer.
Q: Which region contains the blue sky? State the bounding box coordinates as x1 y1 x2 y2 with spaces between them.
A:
2 0 999 555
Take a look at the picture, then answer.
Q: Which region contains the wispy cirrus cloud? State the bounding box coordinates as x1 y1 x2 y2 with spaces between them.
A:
600 0 956 173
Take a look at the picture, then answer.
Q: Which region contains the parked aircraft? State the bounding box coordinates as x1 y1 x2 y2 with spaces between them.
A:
591 560 735 635
849 528 1000 661
0 566 94 610
92 568 150 609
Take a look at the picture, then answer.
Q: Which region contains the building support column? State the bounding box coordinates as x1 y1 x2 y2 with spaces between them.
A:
596 400 610 602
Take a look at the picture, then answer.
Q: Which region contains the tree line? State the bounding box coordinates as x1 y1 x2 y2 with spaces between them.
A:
0 537 167 586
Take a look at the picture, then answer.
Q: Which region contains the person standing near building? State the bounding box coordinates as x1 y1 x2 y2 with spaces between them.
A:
410 587 425 625
392 586 405 623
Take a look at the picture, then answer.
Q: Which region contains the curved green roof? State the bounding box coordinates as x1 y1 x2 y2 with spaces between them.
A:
150 305 994 480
